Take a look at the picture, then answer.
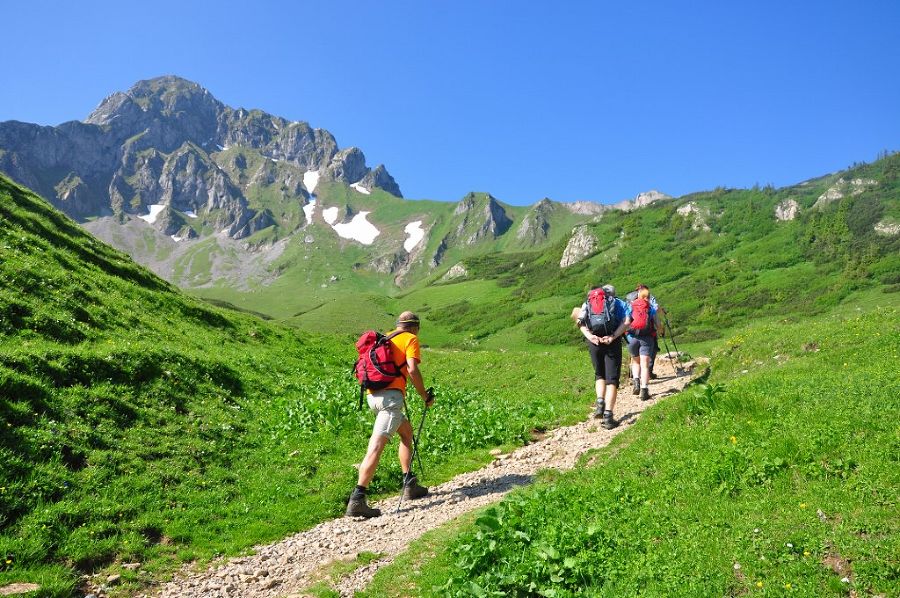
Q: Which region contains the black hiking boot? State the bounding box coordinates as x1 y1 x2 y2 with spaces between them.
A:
601 410 618 430
640 388 651 402
649 372 658 380
593 399 605 418
402 475 428 500
345 495 381 518
632 378 640 395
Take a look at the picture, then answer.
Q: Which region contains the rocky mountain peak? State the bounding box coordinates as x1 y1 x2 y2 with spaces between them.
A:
1 76 404 242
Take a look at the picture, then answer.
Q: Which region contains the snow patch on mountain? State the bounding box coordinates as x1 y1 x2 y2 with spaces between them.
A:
404 221 425 252
139 204 166 224
333 212 380 245
184 210 198 218
350 182 371 195
322 206 339 225
303 171 320 194
303 199 317 226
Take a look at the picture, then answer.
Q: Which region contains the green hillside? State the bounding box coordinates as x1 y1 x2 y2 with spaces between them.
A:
364 301 900 597
0 174 594 596
1 152 898 596
391 153 900 351
189 154 900 351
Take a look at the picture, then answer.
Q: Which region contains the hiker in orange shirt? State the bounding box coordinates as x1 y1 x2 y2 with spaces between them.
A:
346 311 434 518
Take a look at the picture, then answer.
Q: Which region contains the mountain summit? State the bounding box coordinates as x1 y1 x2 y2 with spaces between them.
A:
0 76 402 239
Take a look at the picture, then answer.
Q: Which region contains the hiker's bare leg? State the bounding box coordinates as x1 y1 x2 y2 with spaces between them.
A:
631 357 640 380
595 379 606 401
605 383 618 412
357 432 389 487
640 355 651 388
396 419 414 475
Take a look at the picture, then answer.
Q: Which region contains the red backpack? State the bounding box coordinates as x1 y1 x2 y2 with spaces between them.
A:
629 298 655 336
353 330 406 407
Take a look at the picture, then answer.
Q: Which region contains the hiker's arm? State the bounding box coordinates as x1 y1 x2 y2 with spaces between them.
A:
579 324 601 345
610 317 629 341
406 357 430 403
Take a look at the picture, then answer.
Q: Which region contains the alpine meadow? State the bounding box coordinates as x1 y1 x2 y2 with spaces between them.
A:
1 77 899 597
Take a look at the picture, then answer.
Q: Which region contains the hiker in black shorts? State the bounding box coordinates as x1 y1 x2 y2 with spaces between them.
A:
574 284 629 430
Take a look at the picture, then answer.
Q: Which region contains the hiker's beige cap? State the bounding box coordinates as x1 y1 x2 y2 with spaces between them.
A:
397 311 420 326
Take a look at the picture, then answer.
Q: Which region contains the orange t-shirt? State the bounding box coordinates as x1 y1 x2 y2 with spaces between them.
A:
374 329 420 395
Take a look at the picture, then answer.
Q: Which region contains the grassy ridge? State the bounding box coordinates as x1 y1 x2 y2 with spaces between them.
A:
391 154 900 351
0 174 597 596
362 304 900 597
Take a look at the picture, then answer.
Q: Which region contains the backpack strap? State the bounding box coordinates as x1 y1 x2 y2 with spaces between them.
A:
384 329 409 374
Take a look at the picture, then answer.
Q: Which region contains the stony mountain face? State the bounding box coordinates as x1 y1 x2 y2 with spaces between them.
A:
516 198 555 245
0 76 402 240
612 190 671 212
560 224 598 268
427 193 513 268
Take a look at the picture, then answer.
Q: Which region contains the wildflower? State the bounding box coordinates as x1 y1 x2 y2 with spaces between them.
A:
799 502 807 509
785 583 792 589
756 581 763 588
5 559 10 565
803 550 811 557
730 435 737 444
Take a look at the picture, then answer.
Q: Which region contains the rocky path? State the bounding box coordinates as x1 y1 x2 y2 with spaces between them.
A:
156 358 697 598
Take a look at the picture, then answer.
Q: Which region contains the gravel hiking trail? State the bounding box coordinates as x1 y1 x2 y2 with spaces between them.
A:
154 357 697 598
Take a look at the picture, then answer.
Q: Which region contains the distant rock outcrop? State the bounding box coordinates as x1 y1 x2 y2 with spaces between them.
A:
440 262 469 282
676 202 711 231
612 190 671 212
560 224 598 268
775 199 800 221
874 220 900 236
562 201 606 216
516 198 554 245
813 178 878 210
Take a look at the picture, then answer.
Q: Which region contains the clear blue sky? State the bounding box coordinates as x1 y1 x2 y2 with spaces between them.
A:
2 0 898 205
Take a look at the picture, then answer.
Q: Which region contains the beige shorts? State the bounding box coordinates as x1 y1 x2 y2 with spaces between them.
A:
367 388 407 437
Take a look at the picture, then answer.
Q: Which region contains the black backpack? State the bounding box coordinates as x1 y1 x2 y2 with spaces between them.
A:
584 288 619 335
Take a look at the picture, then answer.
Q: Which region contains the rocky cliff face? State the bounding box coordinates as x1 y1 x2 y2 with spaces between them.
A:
0 76 403 241
612 190 671 212
560 224 598 268
516 198 554 245
427 193 512 267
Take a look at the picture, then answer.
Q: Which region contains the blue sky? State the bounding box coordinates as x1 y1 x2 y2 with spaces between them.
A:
2 0 898 205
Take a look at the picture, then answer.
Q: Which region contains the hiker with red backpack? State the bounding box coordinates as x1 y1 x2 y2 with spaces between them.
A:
574 284 629 430
624 287 666 380
347 311 434 518
626 285 663 401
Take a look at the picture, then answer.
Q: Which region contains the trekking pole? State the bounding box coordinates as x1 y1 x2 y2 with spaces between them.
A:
397 391 432 514
663 315 683 374
660 331 679 377
403 399 426 478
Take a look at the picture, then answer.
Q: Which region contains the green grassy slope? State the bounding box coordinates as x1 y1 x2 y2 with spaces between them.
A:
363 303 900 597
0 174 597 596
390 153 900 350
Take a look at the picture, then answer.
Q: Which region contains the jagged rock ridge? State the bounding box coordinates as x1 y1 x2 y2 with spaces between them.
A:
0 76 402 240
